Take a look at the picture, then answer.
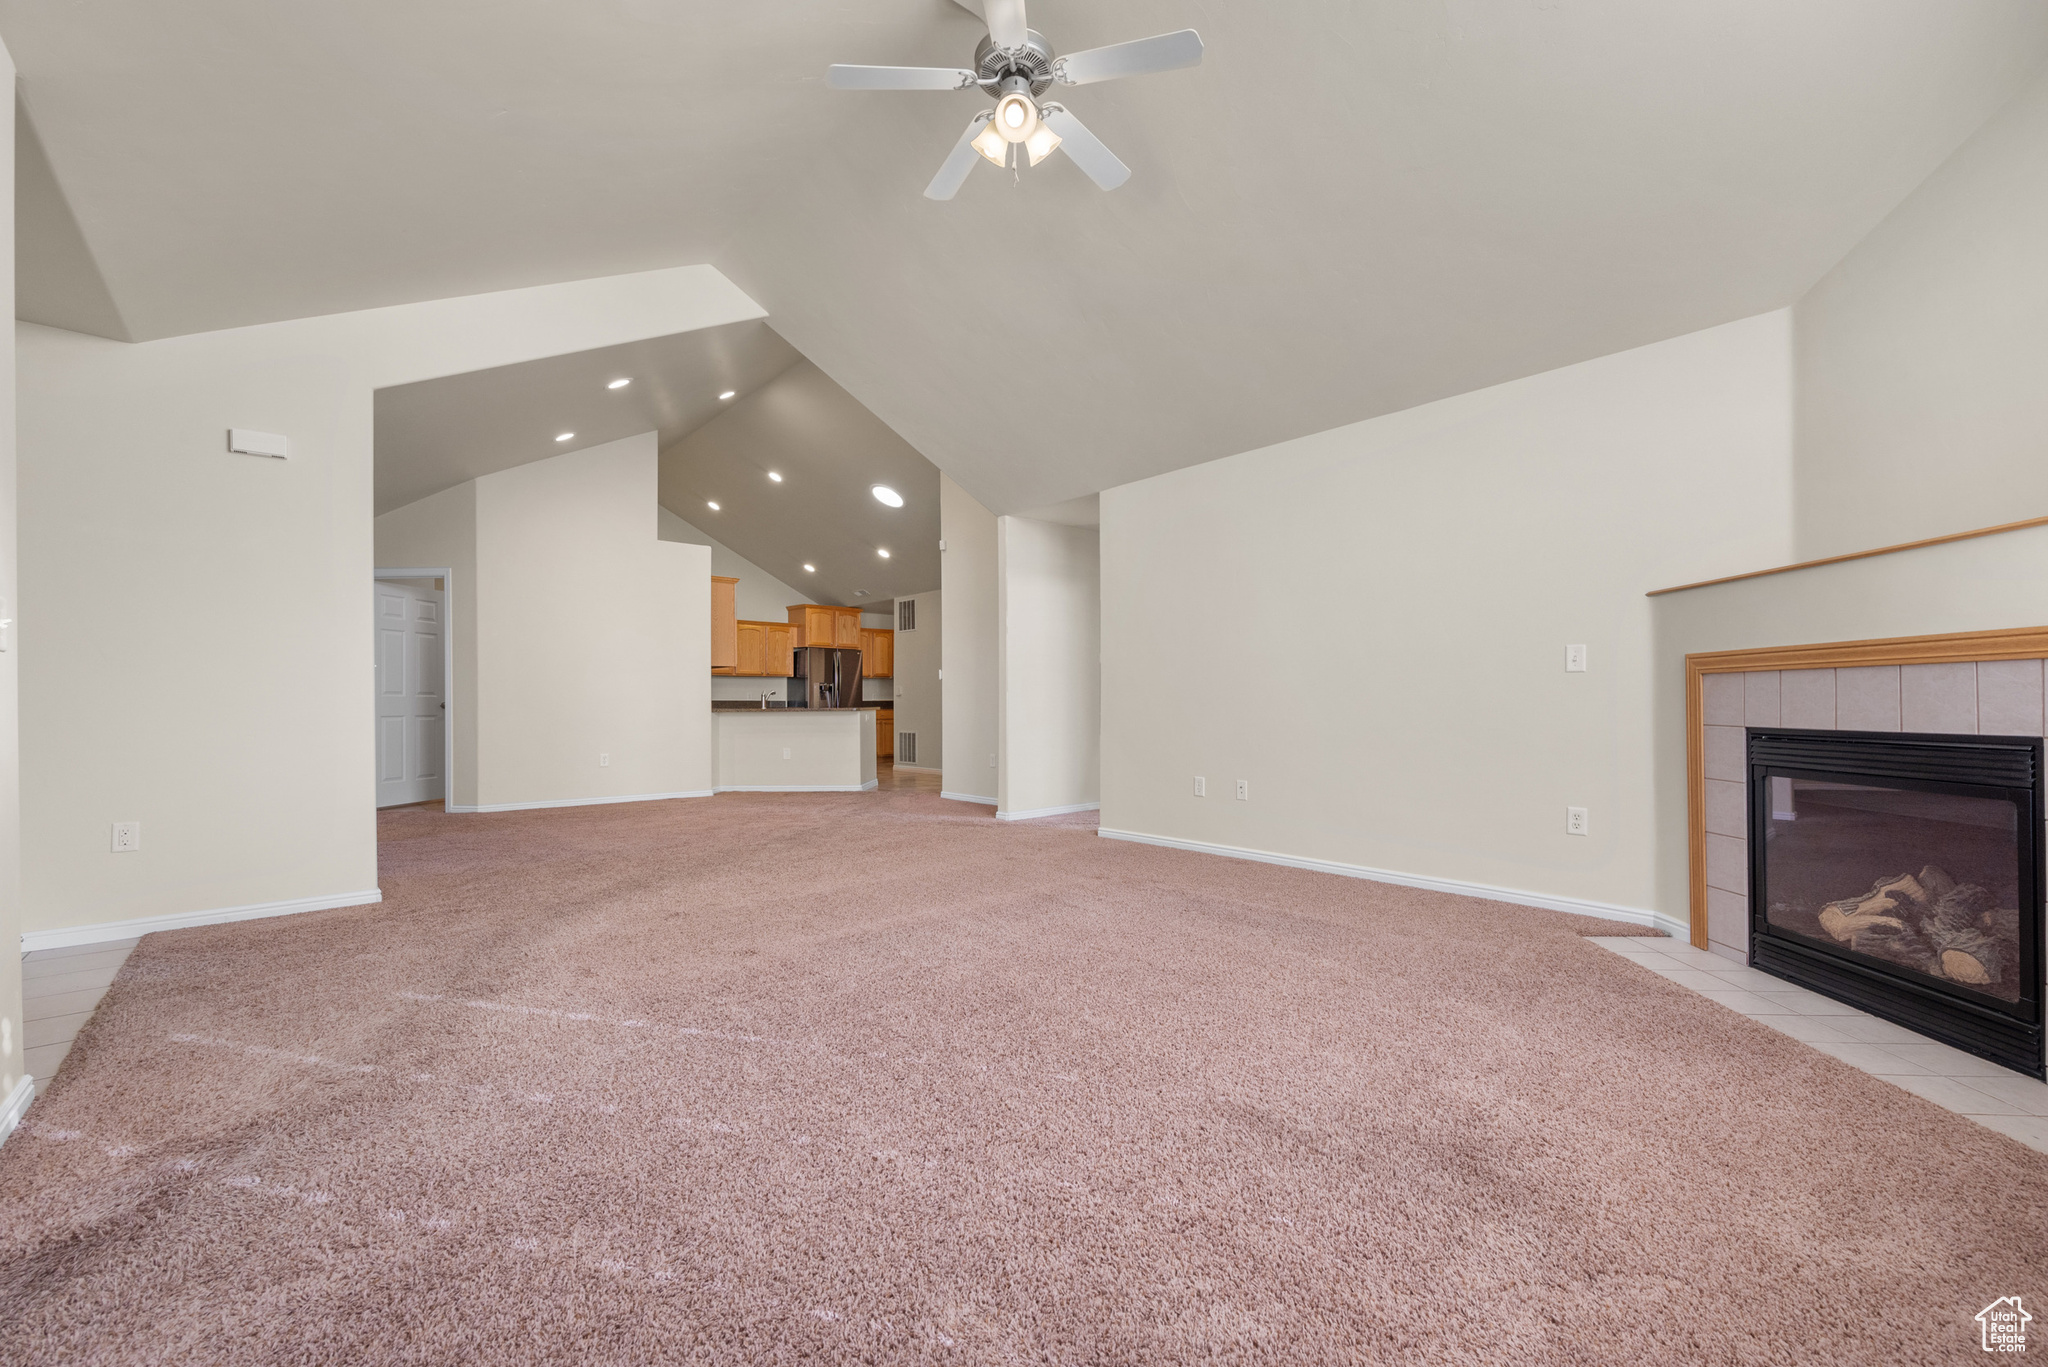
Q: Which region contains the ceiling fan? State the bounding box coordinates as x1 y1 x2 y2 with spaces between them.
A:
827 0 1203 200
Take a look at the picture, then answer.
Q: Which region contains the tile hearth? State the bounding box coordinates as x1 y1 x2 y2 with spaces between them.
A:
1589 935 2048 1154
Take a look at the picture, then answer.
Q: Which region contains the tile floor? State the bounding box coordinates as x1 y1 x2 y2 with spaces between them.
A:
21 939 139 1092
1590 935 2048 1154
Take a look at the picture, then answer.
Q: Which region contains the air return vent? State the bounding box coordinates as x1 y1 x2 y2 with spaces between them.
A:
898 600 915 631
898 733 917 765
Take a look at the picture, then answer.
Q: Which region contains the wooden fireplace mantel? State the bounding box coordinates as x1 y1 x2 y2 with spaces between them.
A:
1685 626 2048 948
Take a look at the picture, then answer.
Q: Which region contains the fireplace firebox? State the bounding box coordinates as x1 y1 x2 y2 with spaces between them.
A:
1748 728 2045 1079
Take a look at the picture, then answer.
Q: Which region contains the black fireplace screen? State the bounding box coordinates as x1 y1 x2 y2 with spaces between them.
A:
1748 729 2045 1078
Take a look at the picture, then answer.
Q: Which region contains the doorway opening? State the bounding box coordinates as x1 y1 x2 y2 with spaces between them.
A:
374 569 453 810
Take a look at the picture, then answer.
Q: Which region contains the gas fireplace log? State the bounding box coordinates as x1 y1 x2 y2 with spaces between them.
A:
1814 866 2011 985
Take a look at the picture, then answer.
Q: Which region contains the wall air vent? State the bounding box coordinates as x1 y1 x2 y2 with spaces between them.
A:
898 599 915 632
898 733 916 765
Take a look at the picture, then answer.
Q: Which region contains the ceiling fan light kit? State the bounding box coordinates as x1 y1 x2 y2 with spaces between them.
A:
826 0 1201 199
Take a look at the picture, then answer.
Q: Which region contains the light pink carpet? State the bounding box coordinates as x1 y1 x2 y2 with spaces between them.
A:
2 789 2041 1363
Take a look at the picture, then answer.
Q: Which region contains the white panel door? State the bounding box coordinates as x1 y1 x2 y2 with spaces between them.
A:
375 580 446 807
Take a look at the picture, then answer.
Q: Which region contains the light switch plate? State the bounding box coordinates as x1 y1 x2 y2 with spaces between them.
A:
1235 779 1249 801
1193 776 1206 797
1565 644 1588 672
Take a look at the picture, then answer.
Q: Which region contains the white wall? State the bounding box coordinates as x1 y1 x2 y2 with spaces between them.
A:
657 505 809 621
374 481 478 808
1649 524 2048 928
1100 310 1794 920
0 40 25 1126
892 590 941 769
997 520 1100 818
1794 67 2048 558
940 475 997 804
474 435 707 808
18 264 762 940
378 436 710 809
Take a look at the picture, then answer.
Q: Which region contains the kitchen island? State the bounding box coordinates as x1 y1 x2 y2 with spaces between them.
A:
711 707 878 792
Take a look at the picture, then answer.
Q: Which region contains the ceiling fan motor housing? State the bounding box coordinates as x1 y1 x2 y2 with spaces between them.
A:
975 30 1055 96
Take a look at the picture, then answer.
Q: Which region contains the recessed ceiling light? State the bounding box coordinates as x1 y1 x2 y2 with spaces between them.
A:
871 485 904 507
802 563 816 573
718 390 736 401
707 501 720 511
767 471 783 483
606 378 631 390
877 547 891 558
555 432 574 442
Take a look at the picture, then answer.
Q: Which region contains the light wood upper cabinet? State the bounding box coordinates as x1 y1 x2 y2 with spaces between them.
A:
764 621 794 677
735 621 765 677
731 620 797 677
711 576 739 674
860 628 894 678
789 604 863 652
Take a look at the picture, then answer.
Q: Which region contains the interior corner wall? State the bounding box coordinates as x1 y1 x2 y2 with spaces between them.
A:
1793 66 2048 559
940 475 997 803
0 41 24 1122
657 505 810 620
473 434 708 808
1100 309 1795 920
996 519 1099 818
893 590 942 769
18 264 762 940
373 481 478 809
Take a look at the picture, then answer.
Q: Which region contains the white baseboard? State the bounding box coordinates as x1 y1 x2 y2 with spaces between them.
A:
19 888 386 952
888 763 942 774
996 801 1100 822
1096 828 1686 937
714 781 878 793
0 1074 33 1146
448 790 713 813
941 791 997 806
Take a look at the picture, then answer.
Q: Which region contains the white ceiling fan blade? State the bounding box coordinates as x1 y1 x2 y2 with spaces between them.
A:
948 0 983 16
1053 29 1204 86
829 65 978 91
926 112 995 201
1040 105 1130 190
983 0 1028 51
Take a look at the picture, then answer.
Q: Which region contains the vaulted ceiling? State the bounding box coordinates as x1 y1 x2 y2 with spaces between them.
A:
10 1 2048 512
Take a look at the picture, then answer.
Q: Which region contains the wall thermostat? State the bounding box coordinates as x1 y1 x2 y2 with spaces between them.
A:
228 428 289 459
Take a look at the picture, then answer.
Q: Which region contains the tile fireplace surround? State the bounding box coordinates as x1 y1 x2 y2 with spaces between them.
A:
1686 631 2048 1034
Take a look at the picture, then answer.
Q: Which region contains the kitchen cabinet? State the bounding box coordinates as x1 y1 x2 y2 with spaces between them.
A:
789 604 862 652
877 707 894 759
711 577 739 674
764 621 794 677
859 628 894 678
730 620 796 678
735 621 765 677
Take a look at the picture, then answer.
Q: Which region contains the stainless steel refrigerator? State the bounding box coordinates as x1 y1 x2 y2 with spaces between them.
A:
788 646 863 709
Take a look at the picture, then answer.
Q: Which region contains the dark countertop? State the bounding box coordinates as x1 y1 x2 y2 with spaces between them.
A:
710 703 890 713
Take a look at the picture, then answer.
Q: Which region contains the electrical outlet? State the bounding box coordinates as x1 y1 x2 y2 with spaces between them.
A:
1566 806 1589 836
1235 779 1249 801
1565 644 1588 673
600 753 610 767
1193 776 1206 797
783 747 791 760
111 822 141 853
